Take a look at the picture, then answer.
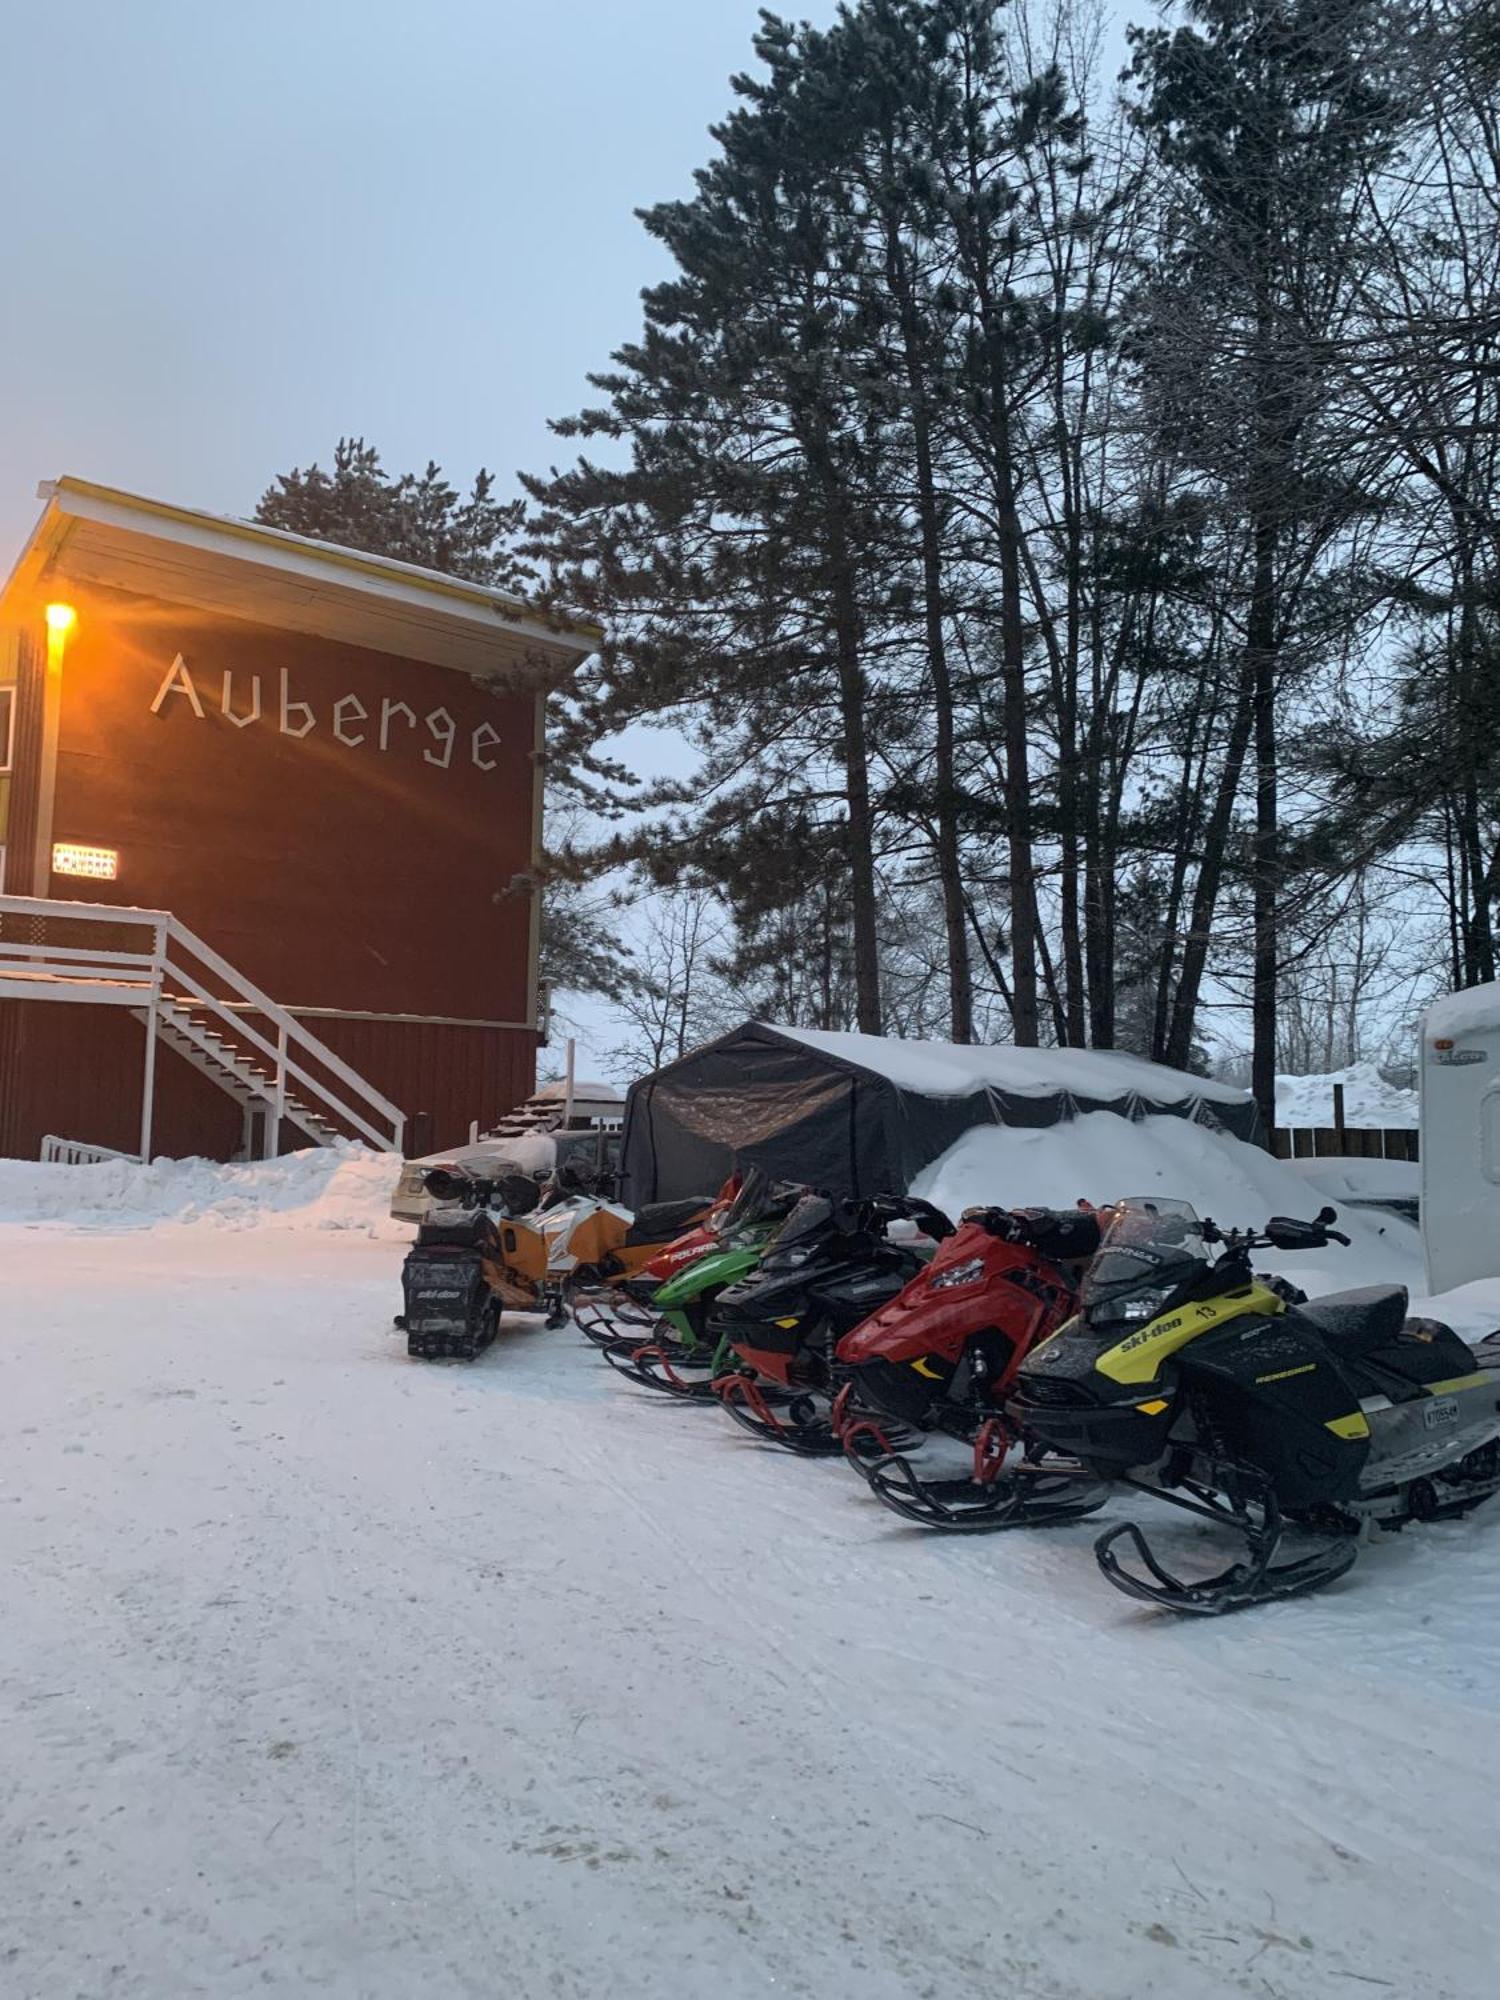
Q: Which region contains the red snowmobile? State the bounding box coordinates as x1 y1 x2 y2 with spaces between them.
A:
832 1204 1106 1531
574 1174 745 1345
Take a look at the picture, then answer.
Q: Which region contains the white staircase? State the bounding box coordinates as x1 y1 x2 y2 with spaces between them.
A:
147 998 345 1149
0 894 406 1160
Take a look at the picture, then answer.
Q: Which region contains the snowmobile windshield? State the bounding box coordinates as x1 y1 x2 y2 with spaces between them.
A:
717 1167 772 1237
1079 1198 1208 1337
771 1193 836 1250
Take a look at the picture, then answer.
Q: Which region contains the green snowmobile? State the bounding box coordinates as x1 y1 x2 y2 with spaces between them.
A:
600 1168 806 1399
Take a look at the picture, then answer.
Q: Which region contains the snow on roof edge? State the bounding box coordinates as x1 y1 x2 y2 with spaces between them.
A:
1424 981 1500 1044
756 1022 1250 1107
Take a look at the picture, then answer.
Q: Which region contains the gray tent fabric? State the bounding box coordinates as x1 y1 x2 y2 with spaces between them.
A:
620 1021 1263 1205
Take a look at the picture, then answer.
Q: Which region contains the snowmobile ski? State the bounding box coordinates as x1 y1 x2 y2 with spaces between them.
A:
863 1423 1108 1534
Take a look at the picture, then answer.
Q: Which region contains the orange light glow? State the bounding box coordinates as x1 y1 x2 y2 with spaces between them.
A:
44 602 77 635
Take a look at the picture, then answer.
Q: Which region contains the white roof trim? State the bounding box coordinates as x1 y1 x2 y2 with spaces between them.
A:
2 475 598 667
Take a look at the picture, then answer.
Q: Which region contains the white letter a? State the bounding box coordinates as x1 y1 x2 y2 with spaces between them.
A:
150 654 205 717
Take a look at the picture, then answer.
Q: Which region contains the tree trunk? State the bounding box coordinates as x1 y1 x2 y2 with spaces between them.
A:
993 406 1040 1045
1249 511 1280 1134
1165 669 1257 1070
885 211 973 1041
825 513 884 1035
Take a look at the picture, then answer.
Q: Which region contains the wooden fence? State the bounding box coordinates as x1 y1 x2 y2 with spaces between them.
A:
1272 1125 1418 1162
1271 1079 1418 1161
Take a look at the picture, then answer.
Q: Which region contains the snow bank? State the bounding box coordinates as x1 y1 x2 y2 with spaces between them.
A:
0 1143 406 1236
1285 1156 1420 1203
1424 978 1500 1042
1276 1060 1417 1129
769 1023 1249 1106
909 1111 1424 1299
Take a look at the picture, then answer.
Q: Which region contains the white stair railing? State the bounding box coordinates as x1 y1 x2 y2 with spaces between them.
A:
0 894 406 1159
41 1134 139 1166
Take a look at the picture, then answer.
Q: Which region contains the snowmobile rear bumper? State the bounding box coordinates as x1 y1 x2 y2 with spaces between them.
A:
400 1241 499 1362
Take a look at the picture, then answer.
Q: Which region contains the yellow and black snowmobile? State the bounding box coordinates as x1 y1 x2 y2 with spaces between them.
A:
1007 1198 1500 1613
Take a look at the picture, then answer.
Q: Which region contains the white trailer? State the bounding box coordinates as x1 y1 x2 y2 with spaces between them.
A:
1420 981 1500 1290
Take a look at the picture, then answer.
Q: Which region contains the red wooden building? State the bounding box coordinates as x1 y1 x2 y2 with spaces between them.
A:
0 477 596 1162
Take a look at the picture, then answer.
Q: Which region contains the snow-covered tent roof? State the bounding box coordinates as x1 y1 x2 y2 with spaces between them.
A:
619 1020 1261 1205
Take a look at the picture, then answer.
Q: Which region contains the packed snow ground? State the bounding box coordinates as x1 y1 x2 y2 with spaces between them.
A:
3 1147 1499 2000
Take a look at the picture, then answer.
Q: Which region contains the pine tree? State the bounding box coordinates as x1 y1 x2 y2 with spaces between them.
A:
256 436 533 593
1128 0 1403 1124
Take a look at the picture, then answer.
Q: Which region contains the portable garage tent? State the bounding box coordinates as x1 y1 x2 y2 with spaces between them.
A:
619 1021 1261 1205
1420 981 1500 1291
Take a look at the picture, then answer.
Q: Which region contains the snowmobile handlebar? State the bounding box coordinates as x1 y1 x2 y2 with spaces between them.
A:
867 1194 955 1240
965 1205 1103 1262
1203 1205 1350 1253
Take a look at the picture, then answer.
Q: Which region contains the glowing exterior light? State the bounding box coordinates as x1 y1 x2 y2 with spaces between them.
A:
52 843 118 881
44 602 77 635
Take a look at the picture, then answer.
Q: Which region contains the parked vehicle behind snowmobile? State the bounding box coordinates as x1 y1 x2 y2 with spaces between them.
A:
710 1191 953 1454
834 1204 1100 1530
1009 1197 1500 1613
598 1168 808 1398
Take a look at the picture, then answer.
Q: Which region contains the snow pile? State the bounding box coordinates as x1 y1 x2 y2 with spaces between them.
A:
910 1111 1423 1299
771 1022 1248 1106
1276 1061 1417 1129
0 1143 406 1236
1286 1156 1420 1204
1424 979 1500 1042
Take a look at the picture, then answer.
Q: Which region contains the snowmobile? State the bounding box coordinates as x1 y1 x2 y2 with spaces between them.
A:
598 1169 808 1398
709 1190 953 1454
1008 1197 1500 1614
537 1184 718 1329
396 1167 546 1360
572 1174 749 1345
833 1204 1100 1530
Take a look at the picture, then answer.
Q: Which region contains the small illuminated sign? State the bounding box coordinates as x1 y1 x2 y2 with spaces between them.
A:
52 843 119 881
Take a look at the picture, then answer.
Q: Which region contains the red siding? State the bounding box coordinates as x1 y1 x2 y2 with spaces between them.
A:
46 581 538 1019
5 633 43 894
0 1003 242 1160
0 1003 537 1162
0 577 545 1163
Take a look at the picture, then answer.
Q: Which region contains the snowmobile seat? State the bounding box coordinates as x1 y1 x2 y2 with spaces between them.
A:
1298 1284 1409 1356
417 1211 496 1250
625 1198 711 1247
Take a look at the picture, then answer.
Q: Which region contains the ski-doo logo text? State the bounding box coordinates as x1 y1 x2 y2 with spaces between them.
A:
149 655 501 773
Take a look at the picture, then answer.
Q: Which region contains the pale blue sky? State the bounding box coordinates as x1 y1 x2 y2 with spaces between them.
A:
0 0 846 553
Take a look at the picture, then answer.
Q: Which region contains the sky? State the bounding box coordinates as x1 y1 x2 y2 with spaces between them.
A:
0 0 847 556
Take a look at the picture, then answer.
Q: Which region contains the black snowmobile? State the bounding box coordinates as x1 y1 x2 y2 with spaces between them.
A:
394 1167 542 1361
1009 1196 1500 1613
596 1167 809 1398
710 1190 954 1455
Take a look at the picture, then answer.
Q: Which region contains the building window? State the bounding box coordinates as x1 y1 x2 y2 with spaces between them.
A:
0 684 13 774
